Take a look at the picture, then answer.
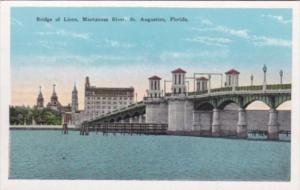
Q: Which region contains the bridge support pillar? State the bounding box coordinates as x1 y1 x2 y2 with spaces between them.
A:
268 108 279 140
138 115 143 123
212 108 221 136
237 108 247 138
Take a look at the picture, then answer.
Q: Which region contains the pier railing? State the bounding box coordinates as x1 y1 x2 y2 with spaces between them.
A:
81 123 168 135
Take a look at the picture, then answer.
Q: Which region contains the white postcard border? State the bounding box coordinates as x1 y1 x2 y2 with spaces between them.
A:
0 1 299 190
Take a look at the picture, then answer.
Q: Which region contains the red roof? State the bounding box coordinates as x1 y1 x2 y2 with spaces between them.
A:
196 77 208 81
148 75 161 80
225 69 240 75
172 68 186 74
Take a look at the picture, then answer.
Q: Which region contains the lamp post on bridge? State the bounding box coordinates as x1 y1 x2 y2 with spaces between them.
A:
279 70 283 85
208 74 211 94
263 64 267 90
164 80 172 96
250 74 254 86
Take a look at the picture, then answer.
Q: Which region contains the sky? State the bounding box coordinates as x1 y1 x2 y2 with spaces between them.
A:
11 8 292 110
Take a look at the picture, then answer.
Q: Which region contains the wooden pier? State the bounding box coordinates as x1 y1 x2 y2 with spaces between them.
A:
62 123 69 134
80 122 168 136
248 130 291 136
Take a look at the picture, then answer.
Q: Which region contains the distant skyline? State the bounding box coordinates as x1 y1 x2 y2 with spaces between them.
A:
11 8 292 109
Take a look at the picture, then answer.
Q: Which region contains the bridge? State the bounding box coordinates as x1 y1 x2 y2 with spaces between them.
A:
85 67 291 140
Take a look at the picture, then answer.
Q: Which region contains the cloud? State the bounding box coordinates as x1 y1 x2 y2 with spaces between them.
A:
200 19 214 26
261 14 291 24
38 40 67 50
193 19 250 39
213 26 250 39
12 18 23 27
252 36 291 47
102 39 135 48
12 54 148 68
192 18 290 48
185 36 232 47
159 50 229 61
37 29 90 40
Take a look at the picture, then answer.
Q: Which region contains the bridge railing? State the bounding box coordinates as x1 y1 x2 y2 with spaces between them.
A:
236 85 263 91
266 84 291 90
163 84 291 97
88 101 145 122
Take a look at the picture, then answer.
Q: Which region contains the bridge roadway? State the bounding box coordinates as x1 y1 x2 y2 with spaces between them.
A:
85 84 291 140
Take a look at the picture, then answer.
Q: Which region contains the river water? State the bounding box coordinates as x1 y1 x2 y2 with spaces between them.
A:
10 130 290 181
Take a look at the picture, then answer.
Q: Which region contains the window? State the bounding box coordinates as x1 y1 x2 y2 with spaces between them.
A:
179 74 181 84
175 75 177 84
151 81 153 90
179 88 181 94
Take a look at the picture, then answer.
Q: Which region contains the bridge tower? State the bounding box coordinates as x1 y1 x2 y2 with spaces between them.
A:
225 69 240 89
167 68 193 132
196 77 208 92
144 75 168 124
171 68 187 95
148 75 162 98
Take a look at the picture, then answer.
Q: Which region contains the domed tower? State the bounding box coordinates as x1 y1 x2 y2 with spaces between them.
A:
47 84 61 111
72 83 78 113
85 76 90 89
50 84 58 104
36 86 44 109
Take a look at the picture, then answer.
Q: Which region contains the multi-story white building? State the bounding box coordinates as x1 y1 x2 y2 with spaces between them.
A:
84 76 134 120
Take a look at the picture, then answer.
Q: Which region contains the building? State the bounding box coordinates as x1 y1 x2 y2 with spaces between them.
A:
225 69 240 87
46 84 62 111
84 76 135 120
70 83 84 127
72 84 79 113
36 86 44 109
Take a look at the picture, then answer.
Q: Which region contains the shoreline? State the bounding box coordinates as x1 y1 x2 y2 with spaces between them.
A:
9 125 79 131
9 126 291 142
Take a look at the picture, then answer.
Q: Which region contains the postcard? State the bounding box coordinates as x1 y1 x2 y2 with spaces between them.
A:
0 1 299 190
